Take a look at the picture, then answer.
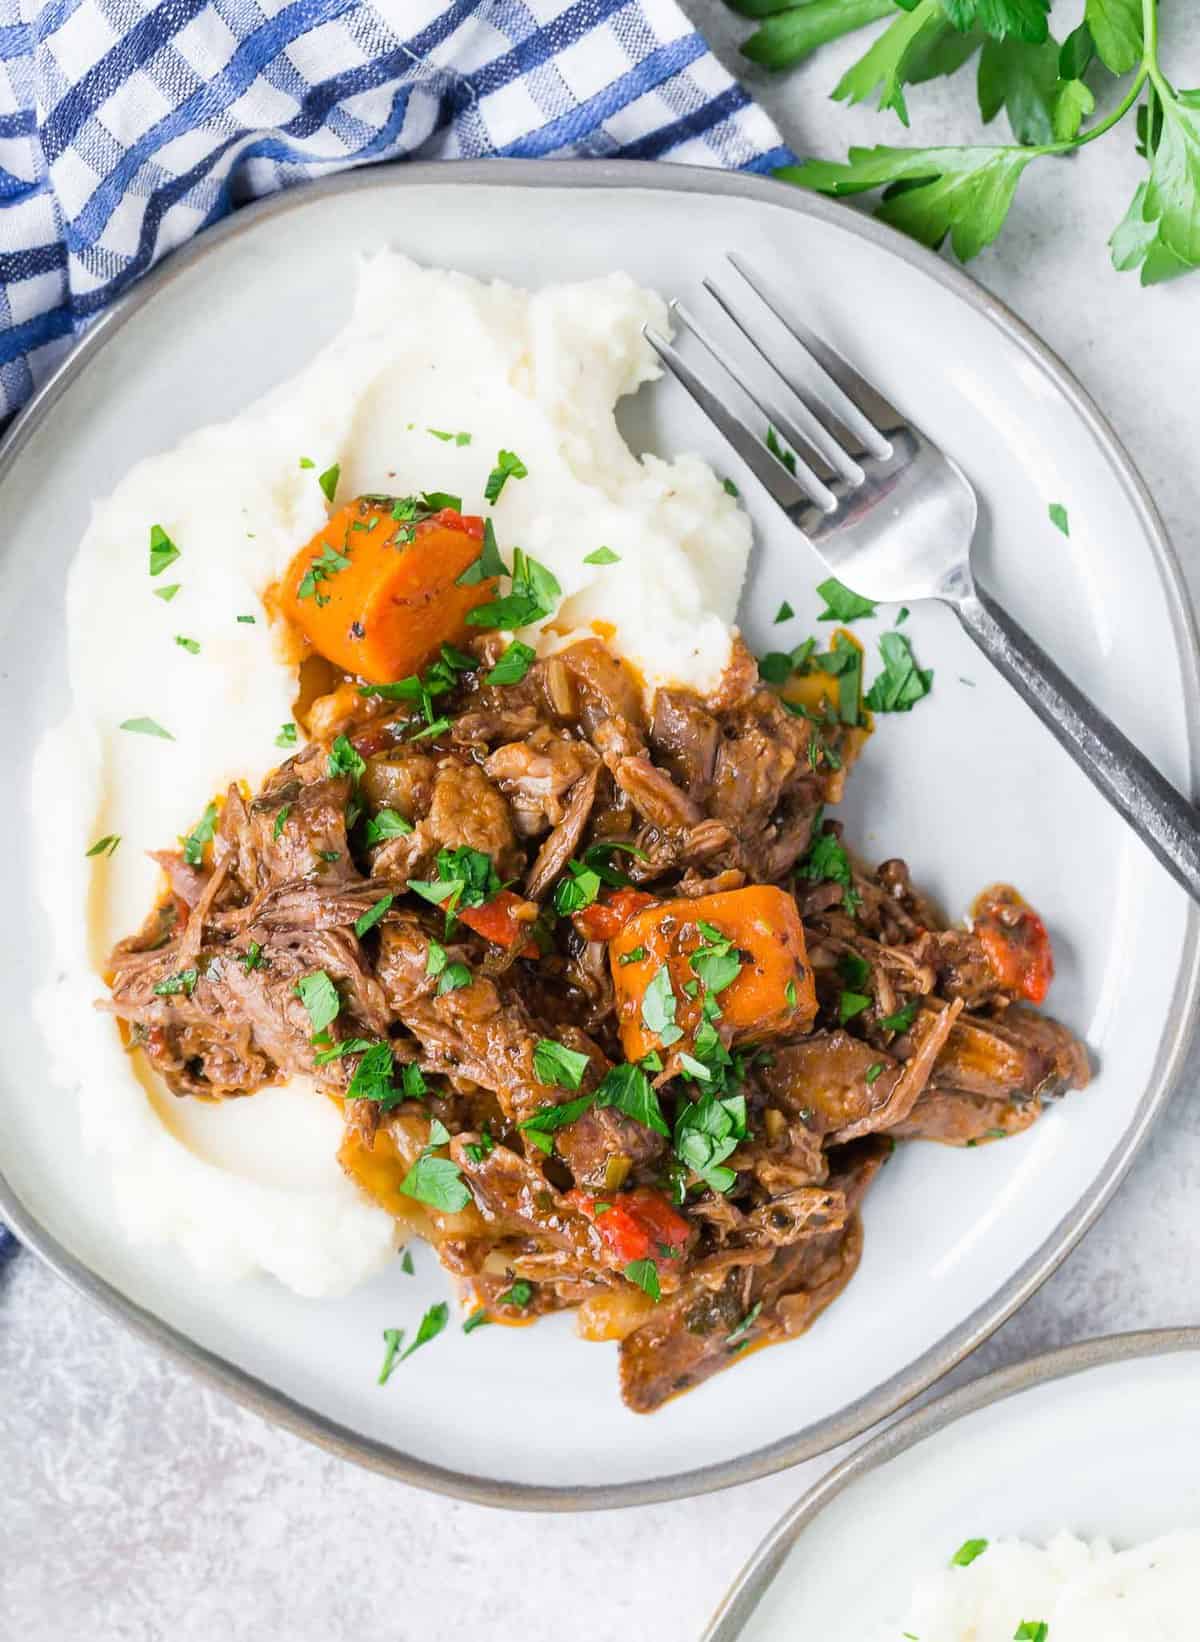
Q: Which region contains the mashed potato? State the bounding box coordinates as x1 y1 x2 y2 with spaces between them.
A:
885 1531 1200 1642
33 254 752 1294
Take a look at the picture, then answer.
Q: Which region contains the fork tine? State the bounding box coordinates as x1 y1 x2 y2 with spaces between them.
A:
670 301 842 490
726 254 896 460
645 325 834 515
651 310 838 515
698 276 862 485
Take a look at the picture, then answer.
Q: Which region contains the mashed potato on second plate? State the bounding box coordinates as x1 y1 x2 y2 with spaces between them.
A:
33 253 752 1295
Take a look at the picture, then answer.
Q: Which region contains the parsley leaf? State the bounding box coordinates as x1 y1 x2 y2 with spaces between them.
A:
484 449 528 504
361 809 413 849
1013 1624 1048 1642
327 735 366 782
641 966 684 1048
400 1154 471 1213
878 999 920 1033
294 971 340 1035
765 424 797 474
378 1328 404 1385
428 428 471 445
466 547 561 632
174 634 200 655
584 545 620 565
943 0 1049 46
673 1091 746 1195
594 1063 670 1137
148 524 180 577
498 1280 534 1308
85 834 121 858
455 518 509 587
275 722 298 749
1087 0 1141 74
317 463 340 503
554 862 602 915
120 717 174 740
518 1092 594 1138
153 968 198 997
436 962 473 996
347 1043 405 1107
154 583 180 602
726 1300 763 1347
486 640 536 686
797 815 860 915
463 1309 491 1334
839 989 872 1024
1112 81 1200 285
830 0 957 126
951 1537 990 1566
182 801 218 867
624 1258 662 1301
297 541 350 605
532 1038 591 1091
1049 501 1070 535
774 600 794 624
977 34 1059 146
273 803 291 840
863 631 934 713
816 577 877 623
354 894 393 938
400 1301 450 1362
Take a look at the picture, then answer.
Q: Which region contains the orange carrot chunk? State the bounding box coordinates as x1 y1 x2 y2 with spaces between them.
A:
278 499 494 682
608 885 817 1064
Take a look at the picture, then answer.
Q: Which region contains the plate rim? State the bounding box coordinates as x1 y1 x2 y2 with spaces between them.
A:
2 156 1198 1512
700 1324 1200 1641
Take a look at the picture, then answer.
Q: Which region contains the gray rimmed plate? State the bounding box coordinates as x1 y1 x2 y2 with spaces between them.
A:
1 159 1198 1509
702 1327 1200 1639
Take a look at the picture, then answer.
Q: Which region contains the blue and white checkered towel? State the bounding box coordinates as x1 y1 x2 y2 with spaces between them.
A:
0 0 789 1264
0 0 792 424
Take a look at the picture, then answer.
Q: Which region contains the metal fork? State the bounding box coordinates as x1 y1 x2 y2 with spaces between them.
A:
646 254 1200 905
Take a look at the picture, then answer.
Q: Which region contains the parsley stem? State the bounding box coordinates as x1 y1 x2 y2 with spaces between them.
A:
1060 64 1148 152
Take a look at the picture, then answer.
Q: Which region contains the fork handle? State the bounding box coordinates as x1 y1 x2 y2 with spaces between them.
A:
954 581 1200 904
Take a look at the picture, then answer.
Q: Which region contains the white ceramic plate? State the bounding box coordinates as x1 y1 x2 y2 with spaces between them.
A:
2 160 1198 1508
703 1328 1200 1640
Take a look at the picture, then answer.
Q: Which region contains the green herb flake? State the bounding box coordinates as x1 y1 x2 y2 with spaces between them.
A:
594 1062 669 1137
317 463 340 503
624 1258 661 1301
1013 1626 1047 1642
294 970 340 1035
377 1327 404 1385
154 583 180 603
641 966 683 1048
878 999 919 1034
774 600 795 624
436 962 473 996
839 989 872 1025
532 1038 591 1091
865 1061 885 1085
765 424 797 475
484 448 529 505
816 577 877 623
148 524 180 577
273 803 291 840
354 894 393 938
173 635 200 655
455 517 509 588
463 1308 491 1334
951 1538 989 1567
1049 502 1070 536
363 808 414 846
236 613 256 623
120 717 174 740
722 477 739 497
153 968 198 997
726 1300 763 1347
619 945 646 966
584 545 620 565
863 630 934 714
400 1248 415 1275
428 428 471 446
486 640 536 687
497 1280 534 1308
425 940 448 978
274 722 298 751
85 834 121 858
327 735 366 782
466 546 561 632
182 801 218 867
400 1154 471 1213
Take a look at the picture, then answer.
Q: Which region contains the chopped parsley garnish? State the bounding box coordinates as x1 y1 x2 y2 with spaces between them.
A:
294 970 340 1035
554 861 602 916
765 424 797 475
486 640 536 686
425 940 447 977
466 546 561 631
816 577 877 623
838 990 871 1025
690 923 741 995
377 1328 404 1385
774 600 794 624
400 1153 471 1213
484 448 528 504
299 456 315 469
436 962 473 995
1048 502 1069 536
785 978 798 1009
85 834 121 858
354 894 393 938
796 813 860 915
726 1300 763 1347
455 517 509 587
149 524 180 577
182 801 218 867
864 631 933 714
497 1280 534 1308
532 1038 591 1091
673 1090 747 1195
814 631 864 725
619 946 645 965
462 1309 491 1334
297 541 350 606
580 839 647 887
1013 1625 1047 1642
950 1537 989 1567
346 1043 405 1106
428 428 471 445
624 1259 661 1301
878 999 919 1033
327 734 366 782
410 846 501 919
758 636 819 686
174 635 200 655
722 477 739 497
275 722 298 749
838 950 871 990
120 716 174 740
518 1092 594 1149
241 942 263 972
400 1248 415 1276
236 613 256 623
153 968 198 997
595 1062 669 1136
273 803 291 840
641 966 683 1048
313 1036 374 1067
584 545 620 565
463 1129 494 1165
401 1064 428 1099
865 1061 884 1085
154 583 180 602
317 462 340 503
